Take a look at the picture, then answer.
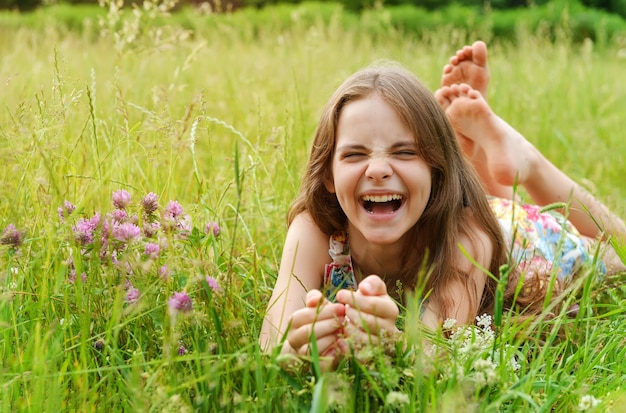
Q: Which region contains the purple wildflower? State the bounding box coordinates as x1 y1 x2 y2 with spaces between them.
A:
142 192 159 215
112 189 131 209
142 222 160 238
110 209 128 223
178 344 187 356
68 270 87 284
205 275 219 292
204 221 220 237
58 200 76 221
164 201 184 219
126 287 139 303
159 264 171 279
1 224 23 247
168 291 192 313
112 222 141 243
73 214 100 246
144 242 160 258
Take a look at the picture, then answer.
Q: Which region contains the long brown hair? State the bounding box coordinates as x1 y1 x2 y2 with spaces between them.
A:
288 64 507 322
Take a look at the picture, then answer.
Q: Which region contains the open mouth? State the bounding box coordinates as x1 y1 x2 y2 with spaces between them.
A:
361 194 404 214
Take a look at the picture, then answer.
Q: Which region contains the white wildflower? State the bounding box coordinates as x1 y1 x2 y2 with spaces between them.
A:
472 358 498 387
385 391 409 407
578 394 600 411
443 318 457 329
476 313 493 330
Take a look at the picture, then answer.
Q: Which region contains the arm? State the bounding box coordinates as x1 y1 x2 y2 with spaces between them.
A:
422 220 493 329
259 213 345 358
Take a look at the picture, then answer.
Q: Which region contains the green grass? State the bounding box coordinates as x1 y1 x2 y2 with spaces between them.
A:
1 2 626 411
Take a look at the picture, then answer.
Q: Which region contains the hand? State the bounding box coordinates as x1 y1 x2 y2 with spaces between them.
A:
336 275 400 346
286 289 346 362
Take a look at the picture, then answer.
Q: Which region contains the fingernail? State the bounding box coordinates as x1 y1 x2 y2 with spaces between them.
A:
360 281 372 293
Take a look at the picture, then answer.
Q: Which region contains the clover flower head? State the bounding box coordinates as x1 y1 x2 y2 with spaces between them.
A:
205 221 220 237
73 215 100 246
126 287 139 303
143 221 160 238
1 224 23 247
144 242 160 258
112 189 131 209
58 200 76 221
159 264 171 279
110 209 128 223
112 222 141 243
205 275 219 292
168 291 192 313
178 344 187 356
142 192 159 215
164 200 184 219
68 270 87 284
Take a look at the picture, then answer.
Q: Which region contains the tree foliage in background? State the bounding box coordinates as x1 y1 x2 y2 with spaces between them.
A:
0 0 39 11
581 0 626 18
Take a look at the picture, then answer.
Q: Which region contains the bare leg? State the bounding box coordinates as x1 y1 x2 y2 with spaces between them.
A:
436 83 626 251
441 41 490 99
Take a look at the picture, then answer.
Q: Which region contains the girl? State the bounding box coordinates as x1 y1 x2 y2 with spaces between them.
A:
260 45 625 368
260 63 508 368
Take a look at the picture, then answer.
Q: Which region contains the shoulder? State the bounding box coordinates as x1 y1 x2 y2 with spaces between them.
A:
288 212 329 246
280 212 332 290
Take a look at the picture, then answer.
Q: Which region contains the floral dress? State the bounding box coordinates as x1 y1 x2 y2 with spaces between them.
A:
488 197 604 280
323 232 358 301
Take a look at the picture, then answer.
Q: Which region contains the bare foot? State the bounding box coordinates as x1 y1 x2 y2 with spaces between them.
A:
441 41 490 99
436 83 539 189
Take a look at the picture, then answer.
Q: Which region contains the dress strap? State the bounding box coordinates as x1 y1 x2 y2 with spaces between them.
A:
324 231 358 301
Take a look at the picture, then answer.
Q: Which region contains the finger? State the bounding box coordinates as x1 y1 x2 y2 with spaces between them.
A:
357 275 388 296
336 291 399 321
305 289 325 308
345 304 396 334
295 334 340 356
289 302 346 330
343 322 380 346
288 316 344 351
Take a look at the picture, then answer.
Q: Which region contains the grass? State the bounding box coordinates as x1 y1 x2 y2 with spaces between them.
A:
1 2 626 411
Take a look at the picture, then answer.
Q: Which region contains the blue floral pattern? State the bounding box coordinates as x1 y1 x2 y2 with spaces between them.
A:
489 197 603 280
324 232 358 301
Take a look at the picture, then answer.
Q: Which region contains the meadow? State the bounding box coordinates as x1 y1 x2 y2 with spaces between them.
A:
2 2 626 411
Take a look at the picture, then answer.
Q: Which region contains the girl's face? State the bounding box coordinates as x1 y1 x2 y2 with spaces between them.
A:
326 94 432 247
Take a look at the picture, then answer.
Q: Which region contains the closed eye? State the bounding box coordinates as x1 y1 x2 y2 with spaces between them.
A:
342 152 367 160
393 150 417 158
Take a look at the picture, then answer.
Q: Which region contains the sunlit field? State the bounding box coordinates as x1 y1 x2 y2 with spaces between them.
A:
2 2 626 411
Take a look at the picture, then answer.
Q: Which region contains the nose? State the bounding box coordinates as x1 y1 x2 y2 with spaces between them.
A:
365 157 393 181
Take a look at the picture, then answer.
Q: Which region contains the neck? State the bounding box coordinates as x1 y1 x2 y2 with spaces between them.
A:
348 230 405 280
